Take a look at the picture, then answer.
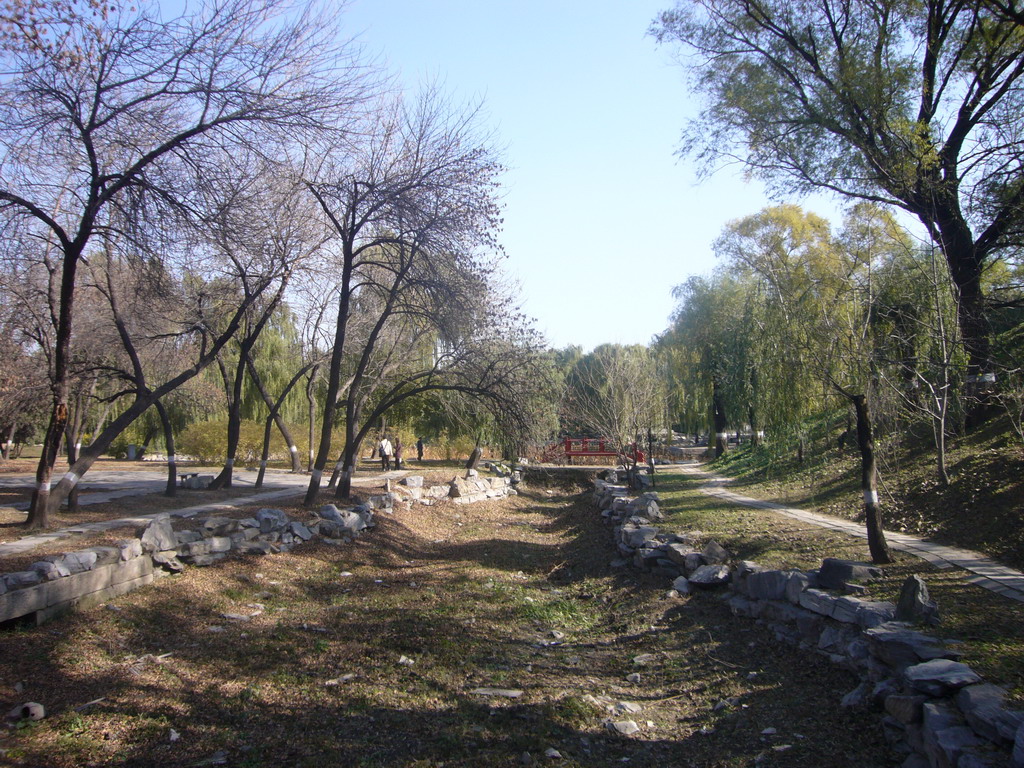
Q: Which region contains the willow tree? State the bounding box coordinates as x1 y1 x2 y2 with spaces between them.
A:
653 0 1024 400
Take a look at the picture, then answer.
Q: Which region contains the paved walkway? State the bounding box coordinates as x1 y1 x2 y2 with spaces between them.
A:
0 469 409 559
678 465 1024 604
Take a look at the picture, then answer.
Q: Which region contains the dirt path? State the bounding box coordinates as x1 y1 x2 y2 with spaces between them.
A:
0 481 892 767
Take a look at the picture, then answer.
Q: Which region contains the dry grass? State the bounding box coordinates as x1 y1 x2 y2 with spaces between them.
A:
0 472 893 768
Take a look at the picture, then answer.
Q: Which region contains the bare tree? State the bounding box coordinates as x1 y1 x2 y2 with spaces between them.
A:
0 0 368 527
301 87 507 504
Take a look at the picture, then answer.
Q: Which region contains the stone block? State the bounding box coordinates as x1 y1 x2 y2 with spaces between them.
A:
864 622 960 669
202 516 239 536
152 550 184 572
189 553 228 567
831 595 863 624
955 683 1023 746
61 550 98 574
857 600 897 628
116 539 143 561
785 571 812 604
818 558 883 589
896 574 940 625
238 540 273 555
925 726 984 768
401 475 424 488
904 659 981 696
208 536 232 553
83 547 120 566
175 530 203 545
140 515 176 553
702 539 730 564
683 552 706 575
746 570 790 601
886 695 928 724
687 564 730 587
4 570 43 590
256 508 289 533
798 588 836 617
30 561 68 581
663 543 696 567
289 522 313 541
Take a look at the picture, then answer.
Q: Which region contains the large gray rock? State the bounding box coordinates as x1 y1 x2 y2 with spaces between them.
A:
864 623 961 668
1014 721 1024 768
3 570 43 590
152 550 184 572
904 659 982 696
319 504 344 523
683 552 706 575
896 574 940 625
745 570 790 601
925 725 985 768
117 539 143 561
856 600 896 628
401 475 424 488
663 543 697 567
256 508 289 533
955 683 1024 746
785 571 812 604
702 540 730 565
140 514 176 553
818 558 883 589
620 524 659 550
798 588 836 617
289 522 313 541
885 694 928 724
61 550 98 573
202 516 239 536
175 530 203 545
687 564 731 587
30 560 69 580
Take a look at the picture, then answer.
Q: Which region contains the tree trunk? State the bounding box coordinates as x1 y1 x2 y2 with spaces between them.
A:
256 409 274 490
851 393 892 564
712 377 728 458
155 400 177 497
305 252 353 507
210 345 251 490
306 363 319 472
27 240 83 529
2 421 15 459
244 355 301 472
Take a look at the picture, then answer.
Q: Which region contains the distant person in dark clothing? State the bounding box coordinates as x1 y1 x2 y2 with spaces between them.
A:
394 437 403 470
416 438 424 461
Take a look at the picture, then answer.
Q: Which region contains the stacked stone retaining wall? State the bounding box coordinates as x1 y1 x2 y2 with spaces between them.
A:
1 472 517 628
592 474 1024 768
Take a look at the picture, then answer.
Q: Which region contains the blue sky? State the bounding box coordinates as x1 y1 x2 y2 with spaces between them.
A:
343 0 842 351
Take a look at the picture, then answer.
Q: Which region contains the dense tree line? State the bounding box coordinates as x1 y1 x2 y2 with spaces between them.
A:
0 0 551 528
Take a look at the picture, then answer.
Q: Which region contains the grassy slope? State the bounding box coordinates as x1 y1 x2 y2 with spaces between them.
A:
708 415 1024 572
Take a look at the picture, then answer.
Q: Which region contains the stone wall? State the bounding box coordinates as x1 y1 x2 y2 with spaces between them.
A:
592 475 1024 768
1 470 518 628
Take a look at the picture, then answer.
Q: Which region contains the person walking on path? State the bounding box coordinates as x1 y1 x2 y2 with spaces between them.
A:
378 435 393 472
394 437 403 470
416 438 424 462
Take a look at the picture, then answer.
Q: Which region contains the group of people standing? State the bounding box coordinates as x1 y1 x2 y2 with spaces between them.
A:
376 435 425 471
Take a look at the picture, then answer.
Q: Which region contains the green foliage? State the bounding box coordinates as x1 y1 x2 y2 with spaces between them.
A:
177 419 309 464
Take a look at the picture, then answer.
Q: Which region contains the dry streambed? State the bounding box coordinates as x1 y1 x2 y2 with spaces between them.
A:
0 479 891 767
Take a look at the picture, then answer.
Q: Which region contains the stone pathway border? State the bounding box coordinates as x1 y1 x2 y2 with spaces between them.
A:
0 470 410 559
678 464 1024 604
